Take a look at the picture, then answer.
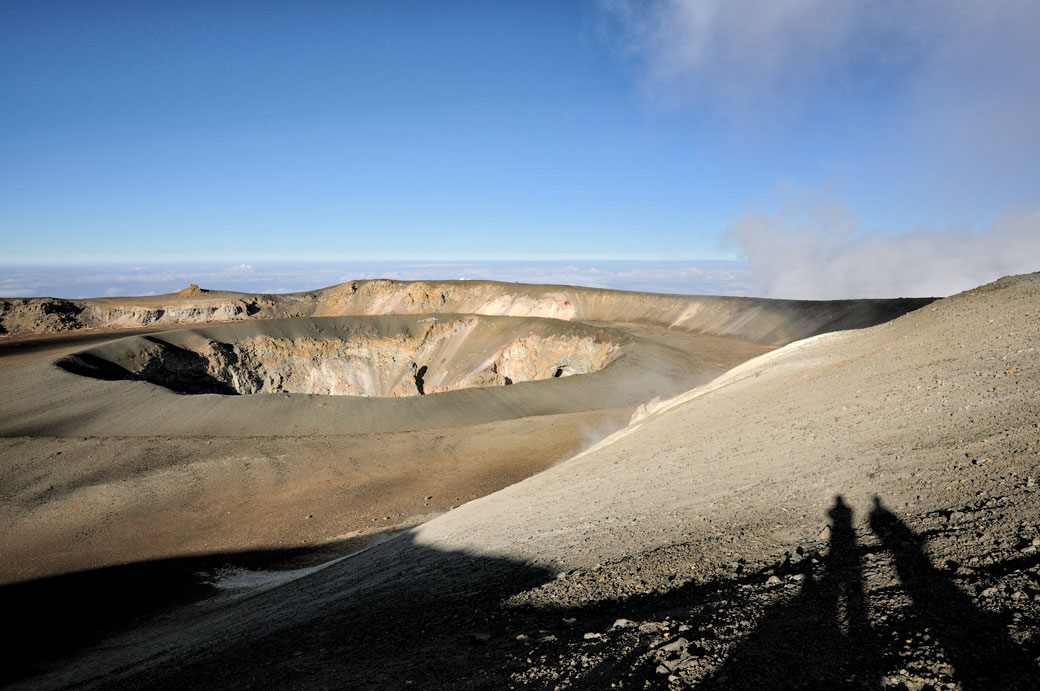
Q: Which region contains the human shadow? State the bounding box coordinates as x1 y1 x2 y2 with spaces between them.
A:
695 496 1038 689
870 496 1036 691
698 495 885 689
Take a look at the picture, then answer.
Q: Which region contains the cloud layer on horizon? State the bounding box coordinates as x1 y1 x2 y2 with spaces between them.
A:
0 261 751 300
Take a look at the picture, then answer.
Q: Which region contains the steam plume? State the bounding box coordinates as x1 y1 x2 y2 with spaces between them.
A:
727 202 1040 299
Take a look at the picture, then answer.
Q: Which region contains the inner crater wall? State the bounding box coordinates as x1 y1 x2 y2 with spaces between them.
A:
57 315 625 397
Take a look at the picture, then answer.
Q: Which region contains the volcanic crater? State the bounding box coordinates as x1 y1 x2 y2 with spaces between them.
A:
56 314 625 397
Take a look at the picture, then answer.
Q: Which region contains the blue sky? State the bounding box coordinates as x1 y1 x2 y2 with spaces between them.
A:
2 1 1038 298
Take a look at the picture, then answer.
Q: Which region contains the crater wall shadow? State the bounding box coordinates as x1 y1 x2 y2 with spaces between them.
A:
0 534 396 685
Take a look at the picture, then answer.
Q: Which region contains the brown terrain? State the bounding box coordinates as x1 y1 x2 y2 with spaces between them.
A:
0 275 1037 690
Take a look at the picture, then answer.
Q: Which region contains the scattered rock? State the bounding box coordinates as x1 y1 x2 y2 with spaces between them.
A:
659 637 689 654
177 283 206 297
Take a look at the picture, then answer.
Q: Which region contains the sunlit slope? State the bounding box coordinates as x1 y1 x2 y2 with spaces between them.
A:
410 273 1039 569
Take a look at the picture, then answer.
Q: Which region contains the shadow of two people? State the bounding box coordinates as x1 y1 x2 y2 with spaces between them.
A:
704 496 1036 690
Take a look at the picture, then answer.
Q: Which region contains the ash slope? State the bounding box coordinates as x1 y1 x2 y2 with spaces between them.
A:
11 273 1038 691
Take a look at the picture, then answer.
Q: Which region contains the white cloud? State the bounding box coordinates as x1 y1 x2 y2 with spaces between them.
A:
602 1 1040 168
602 1 1040 297
605 3 1036 108
603 0 860 113
726 196 1040 299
